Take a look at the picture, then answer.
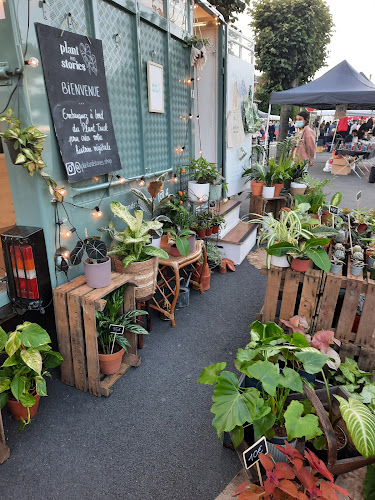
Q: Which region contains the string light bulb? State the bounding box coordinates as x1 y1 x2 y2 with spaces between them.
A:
25 57 39 68
61 227 76 238
56 187 66 197
223 198 229 204
116 175 125 183
62 249 70 259
93 206 103 217
199 149 203 155
138 177 146 187
171 173 178 183
196 115 200 120
196 77 201 82
198 197 204 203
189 113 193 120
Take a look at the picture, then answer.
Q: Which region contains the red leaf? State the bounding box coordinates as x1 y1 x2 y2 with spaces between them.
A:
319 481 339 500
264 478 276 496
290 458 304 470
259 452 274 472
274 441 304 461
274 462 295 480
278 479 301 499
294 466 316 491
280 316 308 333
238 484 265 500
298 493 309 500
311 330 335 354
331 482 352 499
304 449 334 482
233 482 248 496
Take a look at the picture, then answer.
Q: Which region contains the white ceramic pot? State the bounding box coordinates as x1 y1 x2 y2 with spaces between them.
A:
151 235 161 248
271 255 290 268
262 185 275 199
188 181 209 203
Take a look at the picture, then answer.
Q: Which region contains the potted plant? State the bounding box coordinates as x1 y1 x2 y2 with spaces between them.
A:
234 448 350 499
330 255 344 275
163 203 196 252
130 175 173 248
163 227 195 257
182 157 224 202
268 148 294 196
211 213 225 234
289 157 309 195
198 320 329 456
104 202 169 299
266 237 331 273
70 237 111 289
0 322 63 430
350 255 365 276
191 220 206 238
96 286 149 375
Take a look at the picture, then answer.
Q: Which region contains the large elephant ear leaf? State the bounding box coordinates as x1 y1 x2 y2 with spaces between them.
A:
85 240 107 260
335 396 375 458
70 240 84 266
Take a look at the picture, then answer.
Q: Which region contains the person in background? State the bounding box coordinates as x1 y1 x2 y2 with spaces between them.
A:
325 121 331 133
337 116 350 140
350 120 358 133
366 117 373 130
275 121 280 139
329 120 337 134
344 130 358 144
268 121 275 142
358 120 368 140
294 110 316 166
288 121 296 136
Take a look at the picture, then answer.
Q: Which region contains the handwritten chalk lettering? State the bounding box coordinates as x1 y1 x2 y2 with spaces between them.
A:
329 205 339 215
60 40 79 55
109 324 125 336
93 133 103 141
76 144 92 154
96 123 108 132
95 109 104 120
61 81 100 97
93 143 111 154
72 124 80 132
68 136 79 146
243 436 268 470
81 123 96 133
61 59 86 71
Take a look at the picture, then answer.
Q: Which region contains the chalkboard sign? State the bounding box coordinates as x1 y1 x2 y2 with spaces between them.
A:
329 205 339 215
243 436 268 470
356 191 362 201
109 324 125 336
36 23 121 182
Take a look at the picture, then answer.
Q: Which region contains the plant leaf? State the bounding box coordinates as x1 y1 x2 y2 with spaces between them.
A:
198 362 227 385
280 367 303 394
19 392 36 408
10 373 25 401
364 464 375 500
35 375 47 396
175 236 190 257
20 348 42 375
142 246 169 259
70 240 85 266
335 396 375 458
5 330 21 357
42 350 64 369
19 323 51 348
245 360 279 396
305 247 331 273
284 400 323 441
295 350 329 374
232 425 244 449
0 393 9 409
0 326 8 351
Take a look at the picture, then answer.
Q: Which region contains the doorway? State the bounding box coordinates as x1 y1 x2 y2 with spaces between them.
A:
0 143 16 281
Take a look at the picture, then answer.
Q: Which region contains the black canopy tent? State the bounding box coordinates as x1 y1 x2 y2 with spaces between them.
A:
263 60 375 147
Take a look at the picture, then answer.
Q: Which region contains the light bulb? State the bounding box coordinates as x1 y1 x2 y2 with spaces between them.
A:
199 149 203 155
93 206 103 217
189 114 193 120
62 250 70 259
56 187 66 197
223 198 229 203
139 177 146 187
116 175 125 183
25 57 39 68
187 79 191 84
174 176 178 183
196 115 200 120
198 197 204 203
196 77 201 82
65 230 72 238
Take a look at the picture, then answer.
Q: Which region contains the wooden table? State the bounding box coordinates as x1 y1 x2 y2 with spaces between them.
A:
150 240 207 326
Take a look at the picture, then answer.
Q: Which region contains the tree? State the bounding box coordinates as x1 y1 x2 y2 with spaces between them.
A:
210 0 250 22
251 0 333 140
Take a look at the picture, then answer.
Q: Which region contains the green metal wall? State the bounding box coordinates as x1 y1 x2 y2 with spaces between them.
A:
0 0 193 302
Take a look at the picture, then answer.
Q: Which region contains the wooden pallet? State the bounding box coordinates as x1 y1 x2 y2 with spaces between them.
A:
54 273 140 397
258 265 375 370
0 409 10 464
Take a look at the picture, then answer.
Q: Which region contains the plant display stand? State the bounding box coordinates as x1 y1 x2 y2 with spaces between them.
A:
258 266 375 370
53 273 139 397
249 194 288 218
0 410 10 463
150 240 207 327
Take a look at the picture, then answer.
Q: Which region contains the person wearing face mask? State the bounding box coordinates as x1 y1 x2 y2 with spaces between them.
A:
294 111 317 166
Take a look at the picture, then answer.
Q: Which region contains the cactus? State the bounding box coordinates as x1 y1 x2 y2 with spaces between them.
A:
352 251 364 261
335 230 346 243
334 243 345 251
334 249 346 260
353 245 362 254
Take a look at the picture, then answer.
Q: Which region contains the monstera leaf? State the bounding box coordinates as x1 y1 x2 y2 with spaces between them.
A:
335 396 375 458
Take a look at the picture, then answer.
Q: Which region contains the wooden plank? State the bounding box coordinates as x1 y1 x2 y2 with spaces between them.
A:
339 342 360 363
83 273 131 302
279 268 300 321
297 271 321 325
262 268 283 322
54 275 86 294
100 362 133 397
82 298 101 396
335 278 363 342
357 346 375 371
53 288 75 386
355 280 375 347
67 289 89 393
315 274 343 331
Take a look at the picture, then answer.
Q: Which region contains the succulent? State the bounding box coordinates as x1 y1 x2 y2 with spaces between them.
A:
334 243 345 251
352 251 364 261
334 249 346 260
353 245 362 254
335 230 346 243
351 259 365 268
331 255 344 266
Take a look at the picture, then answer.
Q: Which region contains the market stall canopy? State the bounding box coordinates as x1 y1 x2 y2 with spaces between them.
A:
258 110 280 120
270 60 375 110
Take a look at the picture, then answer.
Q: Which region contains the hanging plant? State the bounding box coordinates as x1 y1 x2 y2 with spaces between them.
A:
0 108 64 201
182 35 211 49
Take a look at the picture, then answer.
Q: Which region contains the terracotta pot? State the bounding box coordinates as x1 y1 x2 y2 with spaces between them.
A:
274 183 283 196
7 393 41 421
251 181 265 196
290 258 311 272
98 348 125 375
196 229 206 238
170 245 182 257
84 257 111 289
112 256 158 300
218 263 227 274
206 227 213 236
192 261 210 291
212 225 219 234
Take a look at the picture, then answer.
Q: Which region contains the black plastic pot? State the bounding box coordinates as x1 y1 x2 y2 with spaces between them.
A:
5 139 19 164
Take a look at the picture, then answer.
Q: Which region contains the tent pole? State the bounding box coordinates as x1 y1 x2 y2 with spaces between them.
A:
263 103 271 164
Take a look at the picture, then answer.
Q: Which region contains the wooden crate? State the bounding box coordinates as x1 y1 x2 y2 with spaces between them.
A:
0 410 10 464
249 194 288 218
54 273 140 397
258 266 375 370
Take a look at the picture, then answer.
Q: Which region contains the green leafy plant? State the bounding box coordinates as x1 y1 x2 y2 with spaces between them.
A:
242 161 273 185
198 320 329 448
70 237 107 265
104 202 169 268
96 286 149 355
182 157 224 184
266 238 331 272
205 241 222 267
233 446 350 499
182 35 211 48
0 322 63 430
163 227 194 257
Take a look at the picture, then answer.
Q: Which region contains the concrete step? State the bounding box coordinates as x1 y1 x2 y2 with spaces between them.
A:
210 200 241 238
214 221 257 265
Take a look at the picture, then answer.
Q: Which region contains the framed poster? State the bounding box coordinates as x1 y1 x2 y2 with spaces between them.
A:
36 23 121 182
147 61 164 113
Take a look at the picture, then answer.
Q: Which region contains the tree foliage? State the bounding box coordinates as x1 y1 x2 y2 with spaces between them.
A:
210 0 249 22
251 0 333 89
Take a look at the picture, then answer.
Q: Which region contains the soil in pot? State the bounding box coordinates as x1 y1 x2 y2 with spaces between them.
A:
98 347 125 375
290 258 310 272
307 425 347 461
251 181 265 196
7 393 41 421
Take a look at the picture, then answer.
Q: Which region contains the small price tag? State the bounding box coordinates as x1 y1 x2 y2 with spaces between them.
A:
109 324 125 336
356 191 362 201
243 436 268 470
329 205 339 215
